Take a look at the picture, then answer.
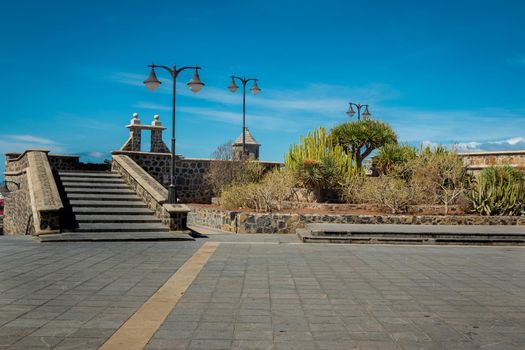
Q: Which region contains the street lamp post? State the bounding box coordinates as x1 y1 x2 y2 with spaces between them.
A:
228 76 261 159
144 63 204 204
346 102 372 120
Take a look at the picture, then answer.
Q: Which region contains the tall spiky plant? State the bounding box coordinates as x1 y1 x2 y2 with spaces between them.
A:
285 127 358 179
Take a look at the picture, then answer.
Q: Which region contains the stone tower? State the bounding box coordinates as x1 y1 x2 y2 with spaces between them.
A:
232 127 260 160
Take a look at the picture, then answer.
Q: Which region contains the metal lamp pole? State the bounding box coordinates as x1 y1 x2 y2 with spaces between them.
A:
228 76 261 159
346 102 372 120
144 64 204 203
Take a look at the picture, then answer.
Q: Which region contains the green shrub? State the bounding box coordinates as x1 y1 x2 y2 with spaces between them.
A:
329 119 397 169
375 143 417 175
285 127 359 201
466 166 525 216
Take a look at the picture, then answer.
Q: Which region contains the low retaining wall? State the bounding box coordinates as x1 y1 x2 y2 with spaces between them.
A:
459 150 525 173
187 206 525 234
112 154 189 230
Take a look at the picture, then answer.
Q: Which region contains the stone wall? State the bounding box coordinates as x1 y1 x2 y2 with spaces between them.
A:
4 150 63 235
112 154 189 230
112 150 282 203
459 151 525 173
187 206 525 234
6 153 111 172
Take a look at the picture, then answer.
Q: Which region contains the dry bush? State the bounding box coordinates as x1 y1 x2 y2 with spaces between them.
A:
340 174 366 204
206 160 264 196
357 176 416 214
220 169 296 212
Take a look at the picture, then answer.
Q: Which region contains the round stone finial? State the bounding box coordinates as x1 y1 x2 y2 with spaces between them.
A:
130 112 141 125
152 114 162 126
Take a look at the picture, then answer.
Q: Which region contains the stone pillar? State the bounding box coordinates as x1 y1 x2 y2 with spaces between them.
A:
150 115 170 153
120 113 142 151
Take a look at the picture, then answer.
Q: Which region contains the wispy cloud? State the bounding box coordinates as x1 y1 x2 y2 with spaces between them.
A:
422 136 525 153
178 106 301 132
507 55 525 66
4 135 57 145
0 134 66 155
114 70 525 152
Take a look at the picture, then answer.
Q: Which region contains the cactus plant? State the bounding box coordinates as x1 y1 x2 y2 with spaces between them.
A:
466 166 525 216
285 127 357 178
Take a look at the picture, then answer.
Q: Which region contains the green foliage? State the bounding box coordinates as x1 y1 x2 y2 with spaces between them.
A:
220 168 296 212
285 127 359 201
330 119 397 168
375 143 417 175
285 127 356 176
466 166 525 216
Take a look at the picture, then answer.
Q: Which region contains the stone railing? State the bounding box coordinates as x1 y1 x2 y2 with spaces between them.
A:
112 154 189 230
5 152 111 172
4 150 63 235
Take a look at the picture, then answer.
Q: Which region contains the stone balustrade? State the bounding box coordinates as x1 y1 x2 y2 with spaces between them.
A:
4 150 63 235
112 154 189 230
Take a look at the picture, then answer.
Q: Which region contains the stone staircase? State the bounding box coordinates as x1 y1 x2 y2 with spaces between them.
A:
298 223 525 245
40 171 191 242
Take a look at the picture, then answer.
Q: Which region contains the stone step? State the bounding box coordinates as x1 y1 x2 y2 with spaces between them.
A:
64 187 135 194
67 193 140 201
298 232 525 245
58 171 120 178
72 207 155 215
69 200 147 208
40 231 195 242
60 176 125 184
306 223 525 236
62 182 129 189
75 215 162 223
298 224 525 246
75 223 169 233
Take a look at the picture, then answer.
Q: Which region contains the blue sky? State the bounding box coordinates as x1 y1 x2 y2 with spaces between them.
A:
1 0 525 178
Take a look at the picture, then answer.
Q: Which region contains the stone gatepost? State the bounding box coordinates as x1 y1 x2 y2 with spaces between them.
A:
151 115 170 153
120 113 142 151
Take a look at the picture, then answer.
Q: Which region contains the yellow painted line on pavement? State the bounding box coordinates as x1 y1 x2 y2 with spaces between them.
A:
100 242 219 350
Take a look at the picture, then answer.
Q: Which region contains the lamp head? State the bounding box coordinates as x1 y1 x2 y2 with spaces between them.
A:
228 77 239 93
187 68 204 93
144 67 161 91
250 80 261 95
362 105 371 119
346 103 356 117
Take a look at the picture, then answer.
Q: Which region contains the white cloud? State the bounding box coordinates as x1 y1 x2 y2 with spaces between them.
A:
489 137 525 146
5 135 57 145
0 134 65 153
420 136 525 153
507 55 525 66
133 102 171 111
112 70 525 150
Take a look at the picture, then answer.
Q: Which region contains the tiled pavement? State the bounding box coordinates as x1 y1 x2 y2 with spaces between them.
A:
1 235 525 349
0 236 201 349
